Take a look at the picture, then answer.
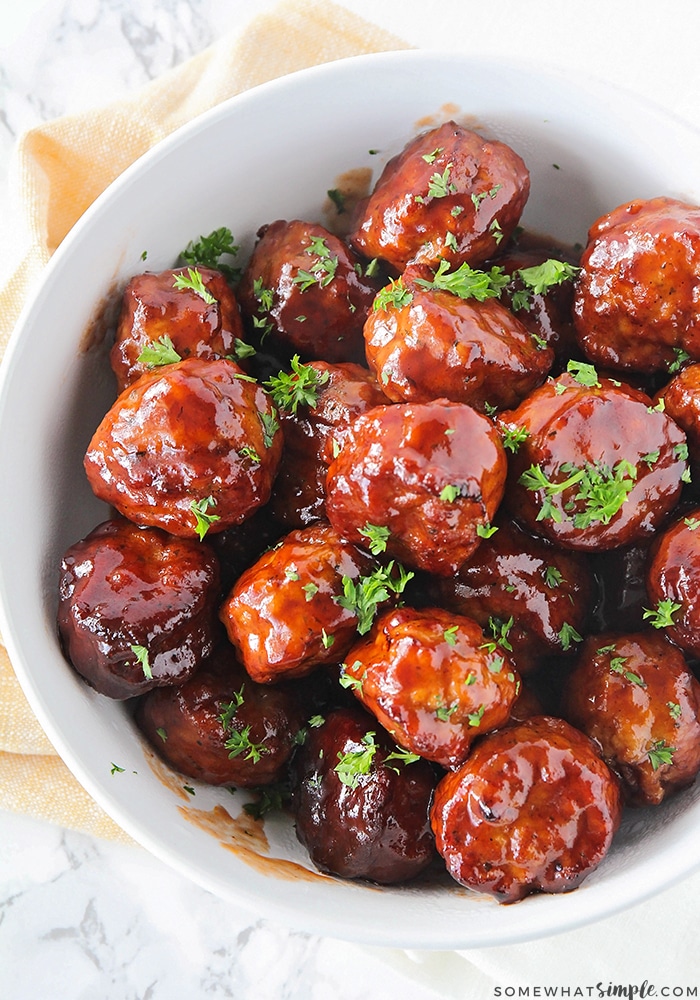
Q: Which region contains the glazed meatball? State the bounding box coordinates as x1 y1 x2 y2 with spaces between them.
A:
348 121 529 272
362 263 553 412
219 522 377 684
341 607 520 769
495 239 581 365
573 197 700 375
500 367 688 550
57 518 220 699
84 357 283 538
265 360 388 527
656 362 700 468
292 707 438 883
110 266 248 392
236 220 380 363
646 508 700 657
430 716 623 903
325 399 508 576
561 632 700 806
431 517 594 674
135 647 305 787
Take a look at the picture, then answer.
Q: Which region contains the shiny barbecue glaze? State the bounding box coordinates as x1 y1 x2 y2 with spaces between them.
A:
363 263 553 412
500 372 688 550
342 606 519 769
431 517 594 674
84 357 283 537
348 121 530 272
220 523 376 684
573 197 700 374
136 647 305 787
561 631 700 806
237 219 380 363
57 518 220 699
325 398 507 576
430 715 623 903
110 266 247 391
292 706 438 884
657 362 700 468
646 508 700 657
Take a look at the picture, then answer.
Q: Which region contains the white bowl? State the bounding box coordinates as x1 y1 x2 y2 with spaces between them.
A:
3 50 700 950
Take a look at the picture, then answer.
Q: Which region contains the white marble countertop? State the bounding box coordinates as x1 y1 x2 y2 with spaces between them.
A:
3 1 700 997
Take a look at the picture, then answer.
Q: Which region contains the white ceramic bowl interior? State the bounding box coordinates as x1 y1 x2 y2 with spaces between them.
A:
3 51 700 950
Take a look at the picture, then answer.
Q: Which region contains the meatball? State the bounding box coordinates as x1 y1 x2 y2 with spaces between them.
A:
573 197 700 374
292 707 438 883
431 517 594 673
265 360 388 527
57 518 220 699
341 606 519 769
348 121 530 271
219 522 377 684
84 357 283 538
430 716 623 902
236 220 380 363
325 399 508 576
362 263 553 412
561 632 700 806
135 647 305 787
656 362 700 468
646 508 700 657
110 266 248 392
500 368 688 550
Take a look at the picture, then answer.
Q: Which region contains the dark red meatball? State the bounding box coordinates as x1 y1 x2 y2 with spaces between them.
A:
430 716 623 903
348 121 530 272
363 263 553 412
135 647 305 787
431 517 594 674
292 707 438 883
342 607 519 769
236 220 380 363
57 518 220 699
495 237 581 365
646 509 700 657
561 632 700 806
573 197 700 374
266 361 388 527
500 370 688 551
325 399 508 576
110 267 248 392
656 362 700 469
84 357 283 538
219 523 376 684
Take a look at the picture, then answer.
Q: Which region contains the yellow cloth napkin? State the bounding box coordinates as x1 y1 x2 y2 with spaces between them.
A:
0 0 407 842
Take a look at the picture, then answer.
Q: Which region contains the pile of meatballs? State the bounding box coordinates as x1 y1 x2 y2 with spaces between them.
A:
57 121 700 903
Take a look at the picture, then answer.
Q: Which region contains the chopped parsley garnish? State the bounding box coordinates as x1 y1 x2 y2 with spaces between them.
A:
180 226 240 282
385 746 421 768
335 732 377 788
565 359 600 388
439 483 462 503
501 425 529 453
421 147 444 164
415 162 457 202
435 699 459 722
558 622 583 651
243 783 290 819
413 259 508 301
476 523 498 538
183 784 196 796
173 267 217 304
647 738 676 771
190 495 220 540
467 704 485 727
232 338 256 361
684 517 700 531
137 334 182 367
292 235 338 290
481 616 514 654
327 188 346 213
543 565 564 589
516 259 579 296
251 277 274 340
519 460 637 528
373 278 413 312
238 445 261 464
443 625 459 646
335 562 414 635
264 355 330 414
642 599 682 629
321 629 335 649
302 582 319 602
668 701 682 722
339 662 364 693
471 183 503 209
155 727 168 743
358 522 390 555
489 219 504 244
669 347 691 374
130 644 152 679
110 762 125 775
219 687 246 731
258 409 280 448
224 725 268 763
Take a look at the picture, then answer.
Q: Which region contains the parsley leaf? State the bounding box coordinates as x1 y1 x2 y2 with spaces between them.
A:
413 259 508 301
264 355 330 414
190 495 220 540
642 599 682 629
173 267 217 304
358 522 390 555
373 278 413 312
647 738 676 771
335 562 414 635
137 334 182 367
335 732 377 788
130 644 152 679
180 226 240 282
